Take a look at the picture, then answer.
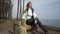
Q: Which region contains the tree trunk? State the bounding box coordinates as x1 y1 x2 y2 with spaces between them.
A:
19 0 27 34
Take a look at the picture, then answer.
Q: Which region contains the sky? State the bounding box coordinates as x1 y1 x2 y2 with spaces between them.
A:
12 0 60 19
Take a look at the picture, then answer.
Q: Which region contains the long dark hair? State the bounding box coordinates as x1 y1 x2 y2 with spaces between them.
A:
27 2 31 8
26 2 34 20
26 2 33 11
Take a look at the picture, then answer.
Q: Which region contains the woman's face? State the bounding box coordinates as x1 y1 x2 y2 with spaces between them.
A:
28 3 32 8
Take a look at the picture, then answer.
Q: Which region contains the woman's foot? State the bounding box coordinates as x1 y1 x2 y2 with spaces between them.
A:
44 31 49 34
31 30 37 34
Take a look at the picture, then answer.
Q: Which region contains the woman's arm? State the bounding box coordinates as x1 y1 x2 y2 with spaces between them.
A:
33 12 38 19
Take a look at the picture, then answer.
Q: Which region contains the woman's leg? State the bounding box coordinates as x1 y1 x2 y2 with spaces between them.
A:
36 19 48 32
26 19 33 25
26 19 37 29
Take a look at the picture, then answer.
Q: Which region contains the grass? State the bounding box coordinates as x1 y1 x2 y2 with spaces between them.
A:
45 25 60 32
0 20 60 34
0 20 6 24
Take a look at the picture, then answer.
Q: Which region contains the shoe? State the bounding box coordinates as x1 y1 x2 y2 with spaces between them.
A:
31 29 37 34
44 31 49 34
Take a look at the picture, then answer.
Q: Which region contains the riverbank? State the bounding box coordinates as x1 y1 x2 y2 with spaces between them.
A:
0 20 60 34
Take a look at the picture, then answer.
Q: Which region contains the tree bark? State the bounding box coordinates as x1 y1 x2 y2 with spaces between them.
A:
19 0 27 34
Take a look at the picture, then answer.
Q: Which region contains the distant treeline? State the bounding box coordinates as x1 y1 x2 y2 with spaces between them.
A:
0 0 12 19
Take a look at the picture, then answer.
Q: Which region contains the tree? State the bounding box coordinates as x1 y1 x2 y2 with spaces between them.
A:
0 0 12 19
19 0 27 34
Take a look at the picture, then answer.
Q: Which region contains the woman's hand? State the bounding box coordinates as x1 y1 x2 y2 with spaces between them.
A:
34 20 37 24
34 20 39 27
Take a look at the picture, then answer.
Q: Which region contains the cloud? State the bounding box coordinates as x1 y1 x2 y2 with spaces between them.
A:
12 0 60 19
25 0 58 6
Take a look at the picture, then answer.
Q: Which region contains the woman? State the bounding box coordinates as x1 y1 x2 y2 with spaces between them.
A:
23 2 49 34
